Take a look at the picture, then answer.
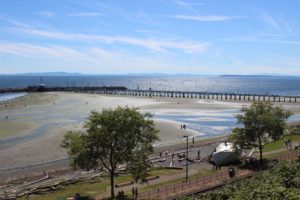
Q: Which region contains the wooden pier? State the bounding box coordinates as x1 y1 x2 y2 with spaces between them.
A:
63 87 300 103
0 87 299 103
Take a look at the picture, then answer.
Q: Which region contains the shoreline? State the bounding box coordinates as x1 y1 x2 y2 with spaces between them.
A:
0 92 28 104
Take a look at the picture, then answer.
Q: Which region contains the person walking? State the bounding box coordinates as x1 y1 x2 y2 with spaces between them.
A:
288 139 292 150
229 166 235 178
135 187 138 199
132 187 135 199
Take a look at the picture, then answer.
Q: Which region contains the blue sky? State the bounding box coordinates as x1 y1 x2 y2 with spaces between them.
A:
0 0 300 75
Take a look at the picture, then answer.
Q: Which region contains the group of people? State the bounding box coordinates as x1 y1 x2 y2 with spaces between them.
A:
131 187 139 200
180 124 187 130
212 163 222 171
117 190 125 199
73 193 81 200
284 139 292 150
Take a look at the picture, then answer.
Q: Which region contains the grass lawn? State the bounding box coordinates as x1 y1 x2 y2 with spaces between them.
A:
264 149 300 159
263 134 300 153
19 176 133 200
147 167 182 177
19 179 109 200
19 168 181 200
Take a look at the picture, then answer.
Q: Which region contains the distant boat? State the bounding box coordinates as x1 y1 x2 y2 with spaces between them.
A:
212 142 242 165
27 84 46 92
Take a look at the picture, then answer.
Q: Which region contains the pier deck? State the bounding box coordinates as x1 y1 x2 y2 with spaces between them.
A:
0 87 299 103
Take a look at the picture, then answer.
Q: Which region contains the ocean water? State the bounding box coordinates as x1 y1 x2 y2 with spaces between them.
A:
1 75 300 96
0 92 27 102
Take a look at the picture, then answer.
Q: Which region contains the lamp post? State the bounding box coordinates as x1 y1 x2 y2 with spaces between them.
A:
290 126 295 161
183 135 189 182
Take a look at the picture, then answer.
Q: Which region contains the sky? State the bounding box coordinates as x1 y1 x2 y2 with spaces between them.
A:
0 0 300 75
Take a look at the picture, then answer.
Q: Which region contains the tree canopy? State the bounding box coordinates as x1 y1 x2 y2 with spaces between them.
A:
61 106 159 199
230 101 292 164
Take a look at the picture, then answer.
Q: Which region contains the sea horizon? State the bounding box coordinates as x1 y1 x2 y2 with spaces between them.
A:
1 74 300 96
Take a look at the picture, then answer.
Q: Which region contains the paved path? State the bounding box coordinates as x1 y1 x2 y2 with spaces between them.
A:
138 168 253 200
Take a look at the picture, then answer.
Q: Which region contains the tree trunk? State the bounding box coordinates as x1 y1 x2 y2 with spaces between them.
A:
258 134 263 167
110 171 115 199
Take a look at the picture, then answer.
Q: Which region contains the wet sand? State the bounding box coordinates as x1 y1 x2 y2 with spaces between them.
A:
0 92 299 182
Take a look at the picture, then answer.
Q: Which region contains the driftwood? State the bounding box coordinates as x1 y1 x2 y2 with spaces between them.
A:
148 156 161 161
145 176 159 181
0 196 16 200
150 158 166 164
0 171 104 199
12 174 50 191
115 181 134 188
164 166 183 170
177 153 186 159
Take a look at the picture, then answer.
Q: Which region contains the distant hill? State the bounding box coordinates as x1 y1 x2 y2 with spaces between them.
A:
220 74 299 78
17 72 83 76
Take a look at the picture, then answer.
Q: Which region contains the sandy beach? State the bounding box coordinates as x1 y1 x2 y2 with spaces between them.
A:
0 92 300 182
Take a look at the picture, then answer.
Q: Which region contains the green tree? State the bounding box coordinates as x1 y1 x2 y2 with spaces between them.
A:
230 101 292 165
61 106 159 199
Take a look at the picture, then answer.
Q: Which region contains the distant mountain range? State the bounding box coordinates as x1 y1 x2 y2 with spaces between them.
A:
16 72 83 76
1 72 299 77
219 74 299 78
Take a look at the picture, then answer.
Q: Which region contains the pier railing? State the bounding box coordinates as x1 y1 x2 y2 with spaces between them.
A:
62 87 300 103
1 87 299 103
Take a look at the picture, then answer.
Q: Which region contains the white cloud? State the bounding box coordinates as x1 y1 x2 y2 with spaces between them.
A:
175 0 204 7
1 42 299 75
17 28 209 54
258 10 294 33
220 35 300 45
0 42 186 74
172 15 245 22
68 12 105 17
174 0 202 15
259 10 280 29
0 42 86 60
36 11 55 18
